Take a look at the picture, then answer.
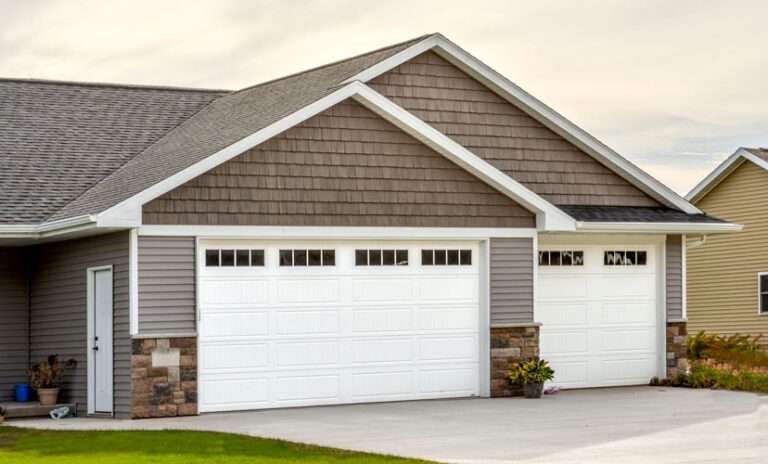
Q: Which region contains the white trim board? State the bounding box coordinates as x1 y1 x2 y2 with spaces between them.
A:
99 81 576 232
139 225 538 239
686 148 768 203
344 33 700 215
129 228 139 335
573 221 742 234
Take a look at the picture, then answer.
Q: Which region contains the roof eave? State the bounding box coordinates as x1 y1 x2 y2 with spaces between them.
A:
572 221 743 234
0 214 98 240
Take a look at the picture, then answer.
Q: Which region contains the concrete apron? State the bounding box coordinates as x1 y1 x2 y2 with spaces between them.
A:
5 386 768 464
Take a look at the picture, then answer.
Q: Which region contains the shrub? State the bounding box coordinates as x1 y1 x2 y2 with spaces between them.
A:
508 360 555 385
686 330 768 369
685 360 768 393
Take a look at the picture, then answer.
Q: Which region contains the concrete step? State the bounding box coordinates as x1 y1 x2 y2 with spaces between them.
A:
1 401 77 418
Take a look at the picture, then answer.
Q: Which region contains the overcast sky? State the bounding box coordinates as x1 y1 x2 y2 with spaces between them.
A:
2 0 766 195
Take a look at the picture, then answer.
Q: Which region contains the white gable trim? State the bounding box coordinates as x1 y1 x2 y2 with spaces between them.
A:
95 81 576 232
686 148 768 203
344 33 700 215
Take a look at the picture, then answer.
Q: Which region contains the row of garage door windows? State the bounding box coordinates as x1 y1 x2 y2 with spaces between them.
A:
204 248 473 268
539 250 648 267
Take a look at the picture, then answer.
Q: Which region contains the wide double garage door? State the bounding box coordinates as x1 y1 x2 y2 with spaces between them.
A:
198 241 481 413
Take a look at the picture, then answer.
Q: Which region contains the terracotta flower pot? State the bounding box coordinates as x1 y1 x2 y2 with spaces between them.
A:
523 382 543 398
37 387 60 406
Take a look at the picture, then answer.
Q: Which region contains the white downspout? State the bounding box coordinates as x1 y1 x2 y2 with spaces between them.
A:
686 234 707 250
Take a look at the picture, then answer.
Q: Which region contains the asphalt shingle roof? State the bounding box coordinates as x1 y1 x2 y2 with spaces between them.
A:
0 80 225 223
557 205 726 223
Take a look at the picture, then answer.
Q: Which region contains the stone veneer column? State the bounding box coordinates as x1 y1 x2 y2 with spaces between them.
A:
666 320 688 377
490 324 540 397
132 337 197 418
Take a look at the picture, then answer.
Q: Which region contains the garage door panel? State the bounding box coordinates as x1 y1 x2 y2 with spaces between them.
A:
201 376 270 408
276 375 340 401
539 276 587 298
420 368 477 394
353 371 413 398
419 307 477 331
602 357 657 382
353 308 412 333
277 341 340 367
541 331 589 355
353 339 412 364
277 279 340 303
353 278 413 302
202 312 269 338
201 343 269 371
602 329 656 352
539 244 659 389
419 336 477 361
538 304 588 326
420 277 477 301
202 280 269 306
199 241 481 412
276 310 339 335
601 303 653 324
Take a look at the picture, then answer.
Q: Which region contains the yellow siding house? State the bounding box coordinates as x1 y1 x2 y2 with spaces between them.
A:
686 147 768 336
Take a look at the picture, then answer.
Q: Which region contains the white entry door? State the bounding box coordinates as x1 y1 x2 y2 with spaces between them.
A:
198 241 481 413
88 266 113 414
537 245 659 388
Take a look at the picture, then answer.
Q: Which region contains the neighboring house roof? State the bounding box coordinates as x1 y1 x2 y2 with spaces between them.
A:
0 79 226 223
687 147 768 204
0 33 738 237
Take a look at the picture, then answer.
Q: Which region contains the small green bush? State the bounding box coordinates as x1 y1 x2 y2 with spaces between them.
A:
686 330 768 369
686 360 768 393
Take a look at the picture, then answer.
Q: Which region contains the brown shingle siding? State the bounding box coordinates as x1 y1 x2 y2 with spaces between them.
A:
143 99 535 227
369 51 660 207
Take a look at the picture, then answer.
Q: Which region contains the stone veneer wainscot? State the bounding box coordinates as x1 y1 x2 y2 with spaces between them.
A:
489 324 540 397
132 337 197 418
666 320 688 377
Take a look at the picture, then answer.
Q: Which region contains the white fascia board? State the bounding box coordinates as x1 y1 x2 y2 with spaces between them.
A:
96 79 575 232
686 148 766 203
344 33 700 215
129 228 139 335
574 221 743 234
139 225 537 239
351 85 575 231
0 215 97 239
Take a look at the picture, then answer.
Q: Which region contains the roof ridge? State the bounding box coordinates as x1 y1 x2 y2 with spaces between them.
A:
0 76 232 93
234 33 434 93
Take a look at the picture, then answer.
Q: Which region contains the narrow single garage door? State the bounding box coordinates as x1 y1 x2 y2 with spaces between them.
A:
198 241 481 412
538 245 660 388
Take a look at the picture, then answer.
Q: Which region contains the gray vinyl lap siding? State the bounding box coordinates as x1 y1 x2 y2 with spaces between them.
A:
490 238 534 324
28 232 130 418
0 248 28 401
666 235 683 320
138 236 196 334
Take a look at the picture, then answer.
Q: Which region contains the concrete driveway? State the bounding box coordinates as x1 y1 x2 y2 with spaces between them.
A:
9 387 768 463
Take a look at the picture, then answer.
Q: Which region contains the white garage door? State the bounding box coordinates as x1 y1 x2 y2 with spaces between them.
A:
538 245 660 388
198 241 481 412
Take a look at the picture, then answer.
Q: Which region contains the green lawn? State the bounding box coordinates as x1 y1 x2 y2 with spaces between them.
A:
0 427 435 464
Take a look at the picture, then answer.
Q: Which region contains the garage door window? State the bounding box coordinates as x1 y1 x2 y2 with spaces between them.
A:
539 250 583 266
355 249 408 266
421 249 471 266
604 251 647 266
206 249 265 267
279 249 335 267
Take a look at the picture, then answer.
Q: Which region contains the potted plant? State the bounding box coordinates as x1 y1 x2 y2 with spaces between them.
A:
26 355 77 406
508 359 556 398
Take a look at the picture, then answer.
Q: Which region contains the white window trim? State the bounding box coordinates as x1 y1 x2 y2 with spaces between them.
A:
758 272 768 315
